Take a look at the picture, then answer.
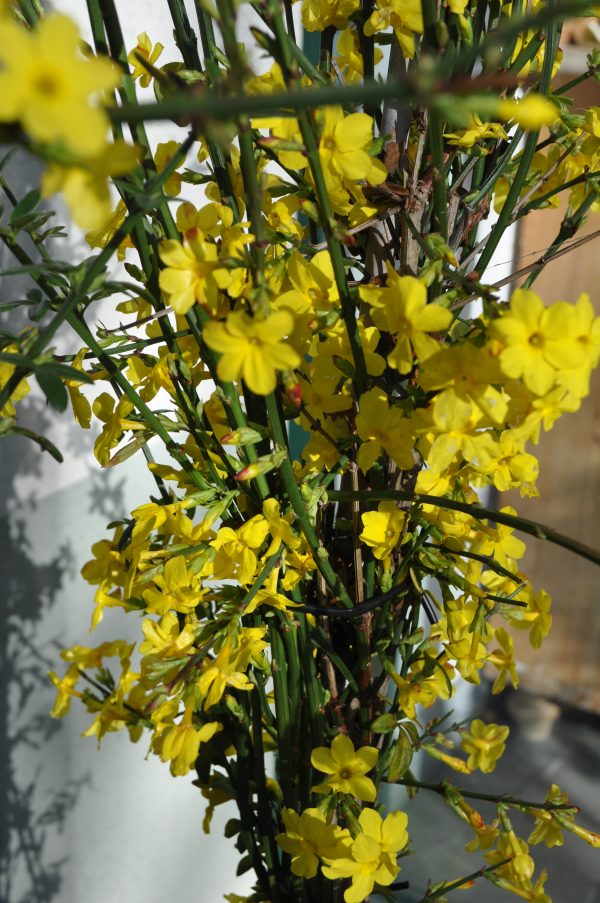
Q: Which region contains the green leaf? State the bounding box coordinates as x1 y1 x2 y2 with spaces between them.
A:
105 433 150 467
398 719 421 750
236 854 253 876
371 713 398 734
10 188 40 225
35 365 68 412
224 819 241 838
387 729 414 783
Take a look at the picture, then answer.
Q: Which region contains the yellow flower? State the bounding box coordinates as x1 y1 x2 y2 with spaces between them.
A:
41 140 141 230
356 388 415 474
0 14 119 157
491 289 584 395
203 310 300 395
497 582 552 650
317 107 387 191
321 808 407 903
528 785 570 848
92 392 136 465
388 659 453 720
496 95 559 131
275 807 350 878
555 292 600 398
364 0 423 58
445 114 508 149
262 498 301 554
461 719 509 773
301 0 360 32
85 199 135 259
198 641 254 709
157 705 222 776
360 501 406 561
360 267 452 373
335 27 383 84
158 236 232 315
48 663 82 719
139 612 198 658
154 140 183 197
128 32 163 87
142 555 203 616
488 627 519 695
230 626 269 671
357 807 409 860
485 831 535 884
0 350 30 417
311 734 378 801
212 516 270 585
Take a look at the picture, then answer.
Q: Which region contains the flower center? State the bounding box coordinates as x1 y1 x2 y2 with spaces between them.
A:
528 331 544 348
32 70 62 99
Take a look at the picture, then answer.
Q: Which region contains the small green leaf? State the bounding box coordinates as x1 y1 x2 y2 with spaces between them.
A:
371 713 398 734
224 819 241 838
35 365 68 412
105 433 150 467
387 729 414 783
10 188 41 225
398 719 421 750
236 854 253 876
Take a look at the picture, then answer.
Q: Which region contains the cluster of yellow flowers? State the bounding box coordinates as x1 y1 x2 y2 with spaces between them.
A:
8 0 594 900
276 736 409 902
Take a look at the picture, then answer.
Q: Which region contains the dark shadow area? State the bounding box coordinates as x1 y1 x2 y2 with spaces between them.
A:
0 491 80 903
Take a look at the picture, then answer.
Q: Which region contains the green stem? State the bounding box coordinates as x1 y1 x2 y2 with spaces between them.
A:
474 11 560 276
167 0 202 69
265 393 355 608
250 691 284 898
110 78 417 126
416 860 512 903
294 605 325 749
17 0 39 26
463 127 524 213
269 623 294 806
326 489 600 567
261 0 367 393
422 0 448 239
554 64 600 97
397 777 577 811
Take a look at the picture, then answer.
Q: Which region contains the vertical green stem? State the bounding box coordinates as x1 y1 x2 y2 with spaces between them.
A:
475 6 561 276
422 0 448 240
265 393 354 609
